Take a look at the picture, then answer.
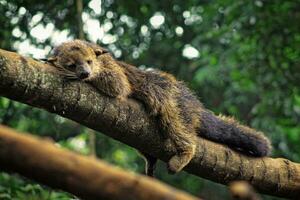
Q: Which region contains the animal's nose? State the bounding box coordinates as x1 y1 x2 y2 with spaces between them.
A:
79 71 90 79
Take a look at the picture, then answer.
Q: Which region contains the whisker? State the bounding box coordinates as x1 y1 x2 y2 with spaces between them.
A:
52 65 78 80
64 75 78 79
64 75 79 80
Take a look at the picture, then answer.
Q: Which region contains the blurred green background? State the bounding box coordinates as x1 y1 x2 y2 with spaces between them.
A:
0 0 299 199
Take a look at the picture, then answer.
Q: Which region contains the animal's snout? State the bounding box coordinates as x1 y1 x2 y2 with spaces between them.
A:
77 64 91 79
78 71 90 79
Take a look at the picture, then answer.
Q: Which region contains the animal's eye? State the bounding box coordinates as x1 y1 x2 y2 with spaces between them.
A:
67 64 76 68
87 60 92 65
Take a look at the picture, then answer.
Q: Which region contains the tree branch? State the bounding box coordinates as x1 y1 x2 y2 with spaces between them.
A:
0 125 200 200
0 49 299 198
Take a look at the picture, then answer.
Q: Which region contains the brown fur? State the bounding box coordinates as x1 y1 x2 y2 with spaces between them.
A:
47 40 272 176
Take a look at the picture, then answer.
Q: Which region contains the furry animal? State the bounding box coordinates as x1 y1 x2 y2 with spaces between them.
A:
46 40 272 176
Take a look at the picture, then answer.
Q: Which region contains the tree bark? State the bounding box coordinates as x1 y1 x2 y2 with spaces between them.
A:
0 49 299 198
0 125 200 200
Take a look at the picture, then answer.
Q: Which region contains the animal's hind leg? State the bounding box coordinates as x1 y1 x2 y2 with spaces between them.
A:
160 105 197 174
167 133 197 174
133 75 196 174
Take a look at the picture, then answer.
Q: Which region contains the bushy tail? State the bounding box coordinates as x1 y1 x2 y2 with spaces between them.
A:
199 110 272 157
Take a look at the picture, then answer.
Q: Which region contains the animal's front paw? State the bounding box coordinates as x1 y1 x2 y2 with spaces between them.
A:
167 155 185 174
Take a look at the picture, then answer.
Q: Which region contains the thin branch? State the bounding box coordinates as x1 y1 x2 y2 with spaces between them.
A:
0 49 299 198
88 129 97 158
75 0 97 158
76 0 84 40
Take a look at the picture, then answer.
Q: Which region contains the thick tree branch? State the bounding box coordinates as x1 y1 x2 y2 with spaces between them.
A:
0 49 299 198
0 125 200 200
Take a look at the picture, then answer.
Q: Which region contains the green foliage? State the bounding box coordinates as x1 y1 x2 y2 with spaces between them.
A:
0 0 299 199
0 173 74 200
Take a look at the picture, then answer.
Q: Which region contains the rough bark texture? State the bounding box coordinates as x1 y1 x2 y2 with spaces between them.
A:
0 49 299 198
0 125 200 200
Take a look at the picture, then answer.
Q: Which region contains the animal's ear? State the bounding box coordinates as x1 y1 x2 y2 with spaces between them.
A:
81 40 109 57
94 47 109 57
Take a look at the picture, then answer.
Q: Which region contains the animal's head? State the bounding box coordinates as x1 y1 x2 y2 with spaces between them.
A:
47 40 108 80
